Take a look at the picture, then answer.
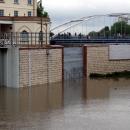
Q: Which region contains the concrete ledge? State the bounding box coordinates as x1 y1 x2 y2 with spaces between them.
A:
19 45 64 50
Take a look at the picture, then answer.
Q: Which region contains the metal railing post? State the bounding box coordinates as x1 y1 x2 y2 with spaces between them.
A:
45 23 48 45
11 32 13 46
41 17 43 47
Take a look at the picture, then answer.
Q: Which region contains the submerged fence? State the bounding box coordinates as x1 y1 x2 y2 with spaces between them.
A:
0 32 50 47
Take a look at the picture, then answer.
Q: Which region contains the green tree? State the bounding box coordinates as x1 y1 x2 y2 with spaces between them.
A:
88 31 98 37
99 26 110 38
37 1 48 17
111 21 130 35
88 21 130 38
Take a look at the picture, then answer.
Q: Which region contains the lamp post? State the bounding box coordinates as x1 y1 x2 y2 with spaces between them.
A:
40 16 43 47
45 23 48 45
39 0 43 47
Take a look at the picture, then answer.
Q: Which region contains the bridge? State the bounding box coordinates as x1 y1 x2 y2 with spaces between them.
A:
50 13 130 46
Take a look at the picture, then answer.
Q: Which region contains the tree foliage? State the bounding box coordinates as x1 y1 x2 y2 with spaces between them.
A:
88 21 130 37
111 21 130 35
37 2 48 17
88 26 110 37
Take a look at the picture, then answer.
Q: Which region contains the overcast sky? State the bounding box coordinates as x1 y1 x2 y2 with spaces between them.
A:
43 0 130 28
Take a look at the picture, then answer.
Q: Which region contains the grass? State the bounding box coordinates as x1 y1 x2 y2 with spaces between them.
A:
89 70 130 79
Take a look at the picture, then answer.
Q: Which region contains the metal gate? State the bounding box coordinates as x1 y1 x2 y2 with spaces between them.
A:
64 47 83 80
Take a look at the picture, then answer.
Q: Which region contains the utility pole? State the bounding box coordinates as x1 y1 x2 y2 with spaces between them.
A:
45 23 48 45
40 0 43 47
41 17 43 47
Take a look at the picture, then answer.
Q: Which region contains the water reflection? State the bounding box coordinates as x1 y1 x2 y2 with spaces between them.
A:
85 78 130 99
64 78 111 104
1 78 130 130
0 82 63 114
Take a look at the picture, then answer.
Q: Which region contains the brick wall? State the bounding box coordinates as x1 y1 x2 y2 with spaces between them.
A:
19 49 29 87
19 47 63 87
84 44 130 77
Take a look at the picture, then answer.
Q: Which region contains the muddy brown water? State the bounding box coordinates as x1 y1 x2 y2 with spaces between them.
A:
0 78 130 130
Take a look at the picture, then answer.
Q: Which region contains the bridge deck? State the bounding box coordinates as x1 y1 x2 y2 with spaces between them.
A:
51 39 130 46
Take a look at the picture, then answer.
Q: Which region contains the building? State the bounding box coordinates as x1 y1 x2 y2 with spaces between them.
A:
0 0 37 16
0 0 50 45
0 1 64 88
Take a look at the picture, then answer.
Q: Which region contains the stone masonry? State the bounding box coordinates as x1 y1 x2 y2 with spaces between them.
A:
19 47 63 87
84 44 130 77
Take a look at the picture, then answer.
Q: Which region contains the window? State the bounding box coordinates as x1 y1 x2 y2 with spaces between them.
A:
0 10 4 16
28 0 32 5
28 11 32 16
20 31 29 42
14 11 18 16
14 0 19 4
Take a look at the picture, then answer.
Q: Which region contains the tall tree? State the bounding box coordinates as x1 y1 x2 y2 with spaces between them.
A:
37 0 48 17
111 21 130 35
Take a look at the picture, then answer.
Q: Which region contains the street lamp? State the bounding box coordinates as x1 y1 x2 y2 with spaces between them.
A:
39 17 50 47
40 16 43 47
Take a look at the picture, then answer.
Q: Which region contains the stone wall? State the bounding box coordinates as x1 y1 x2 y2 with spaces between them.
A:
83 44 130 77
19 47 63 87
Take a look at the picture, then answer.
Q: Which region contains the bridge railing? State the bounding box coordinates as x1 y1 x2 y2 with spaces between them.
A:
51 34 130 40
0 32 50 47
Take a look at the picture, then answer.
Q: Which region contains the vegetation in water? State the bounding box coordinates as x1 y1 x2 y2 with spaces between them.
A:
90 70 130 79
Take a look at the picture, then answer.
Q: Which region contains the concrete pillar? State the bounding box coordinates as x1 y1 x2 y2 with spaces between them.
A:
0 50 2 86
6 47 20 88
0 48 7 87
0 47 19 88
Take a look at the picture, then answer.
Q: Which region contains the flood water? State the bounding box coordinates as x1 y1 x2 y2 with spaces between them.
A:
1 78 130 130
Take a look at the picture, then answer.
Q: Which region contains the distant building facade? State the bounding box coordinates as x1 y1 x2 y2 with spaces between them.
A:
0 0 50 44
118 16 130 23
0 0 37 16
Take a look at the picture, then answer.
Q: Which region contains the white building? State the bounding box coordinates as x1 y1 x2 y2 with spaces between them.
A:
0 0 37 17
0 0 50 45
